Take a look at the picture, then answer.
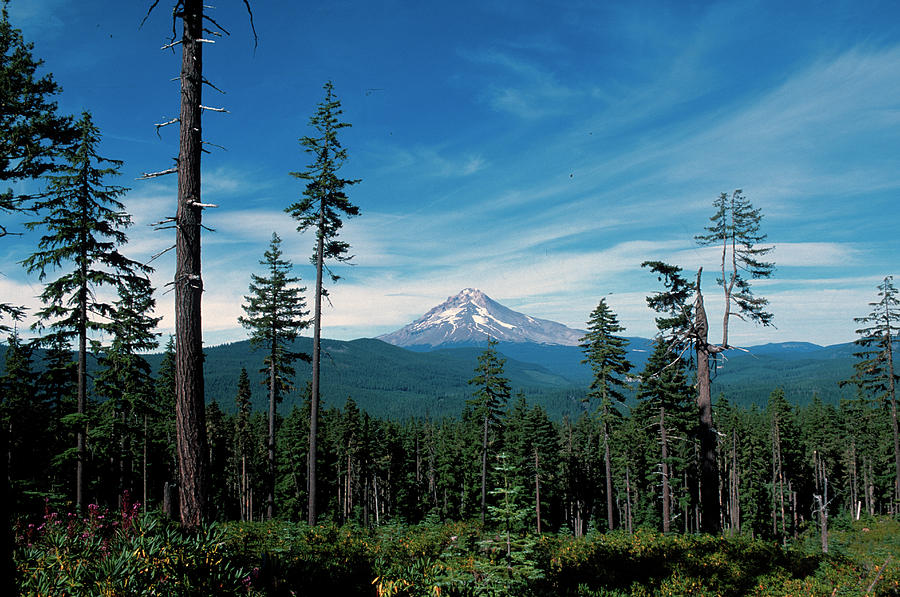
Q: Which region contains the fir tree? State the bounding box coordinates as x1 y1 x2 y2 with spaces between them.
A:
468 339 511 524
842 276 900 503
93 273 161 505
644 189 774 534
286 81 360 524
23 112 147 512
636 339 693 533
580 298 631 531
239 232 310 519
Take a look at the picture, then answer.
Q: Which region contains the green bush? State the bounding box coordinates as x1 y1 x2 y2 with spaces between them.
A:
15 499 251 596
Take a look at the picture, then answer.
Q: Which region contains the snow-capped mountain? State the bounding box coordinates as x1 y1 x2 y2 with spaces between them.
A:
377 288 586 349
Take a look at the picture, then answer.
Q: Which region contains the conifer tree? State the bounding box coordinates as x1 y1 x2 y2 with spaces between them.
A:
233 367 253 521
0 5 73 331
468 339 511 524
239 232 310 519
37 335 77 499
843 276 900 504
23 112 148 512
93 273 161 504
286 81 360 524
580 299 631 531
636 339 693 533
1 330 43 507
644 189 774 533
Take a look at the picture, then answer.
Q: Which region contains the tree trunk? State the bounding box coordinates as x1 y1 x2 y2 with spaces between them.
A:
694 276 720 534
602 405 615 531
480 411 488 525
885 302 900 503
660 406 670 533
534 447 542 535
267 358 276 520
174 0 208 530
77 274 86 512
307 189 325 526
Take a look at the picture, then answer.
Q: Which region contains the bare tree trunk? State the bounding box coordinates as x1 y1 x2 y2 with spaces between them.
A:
143 414 148 514
660 406 670 533
625 463 633 534
174 0 208 530
267 359 275 520
534 447 542 535
603 402 614 531
885 302 900 504
480 412 488 525
77 273 86 512
307 198 325 526
694 274 720 534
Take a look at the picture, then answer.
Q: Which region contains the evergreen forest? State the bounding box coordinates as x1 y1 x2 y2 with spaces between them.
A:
3 2 900 596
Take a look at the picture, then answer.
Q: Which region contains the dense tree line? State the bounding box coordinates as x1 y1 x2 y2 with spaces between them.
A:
4 328 899 543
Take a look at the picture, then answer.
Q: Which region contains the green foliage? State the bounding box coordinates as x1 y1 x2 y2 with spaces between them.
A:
15 499 250 596
239 232 310 398
580 299 631 405
286 80 360 278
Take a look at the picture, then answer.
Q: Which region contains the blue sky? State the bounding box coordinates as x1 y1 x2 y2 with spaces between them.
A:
3 0 899 347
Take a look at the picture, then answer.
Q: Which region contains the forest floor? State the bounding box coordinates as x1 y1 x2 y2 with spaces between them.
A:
13 508 900 596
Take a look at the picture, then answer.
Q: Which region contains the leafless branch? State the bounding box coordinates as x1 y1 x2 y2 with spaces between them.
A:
197 38 216 44
202 77 226 94
200 224 216 232
150 217 176 227
188 201 219 208
149 244 176 263
202 141 227 151
161 39 182 50
200 105 229 112
139 0 162 29
242 0 258 50
137 167 177 180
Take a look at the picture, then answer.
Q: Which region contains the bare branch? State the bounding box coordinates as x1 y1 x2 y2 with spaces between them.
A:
149 244 176 263
139 0 162 29
136 167 177 180
202 141 227 151
161 39 183 50
199 105 229 113
197 38 216 44
200 224 216 232
188 201 219 208
202 78 226 94
242 0 259 50
150 217 176 227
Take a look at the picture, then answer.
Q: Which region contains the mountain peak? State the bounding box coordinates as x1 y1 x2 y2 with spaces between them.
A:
377 289 585 349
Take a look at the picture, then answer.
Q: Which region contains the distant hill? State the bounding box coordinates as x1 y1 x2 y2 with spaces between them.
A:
2 335 859 420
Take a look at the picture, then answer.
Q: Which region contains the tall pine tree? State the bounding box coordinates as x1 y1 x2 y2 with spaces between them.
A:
286 81 360 524
468 339 511 524
239 232 310 519
580 298 631 531
843 276 900 504
23 111 148 512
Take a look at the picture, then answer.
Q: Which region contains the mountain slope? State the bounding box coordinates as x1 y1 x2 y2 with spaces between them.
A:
378 288 585 348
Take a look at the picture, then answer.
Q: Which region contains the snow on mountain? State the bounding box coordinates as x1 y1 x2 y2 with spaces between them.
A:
377 288 586 349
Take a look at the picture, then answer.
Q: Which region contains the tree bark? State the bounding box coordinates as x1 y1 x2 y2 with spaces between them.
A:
603 403 614 531
480 411 488 525
174 0 208 529
267 358 275 520
694 271 721 534
660 406 670 533
307 199 324 525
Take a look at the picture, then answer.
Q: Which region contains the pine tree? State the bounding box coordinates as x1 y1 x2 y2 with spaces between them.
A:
842 276 900 504
644 189 774 534
239 232 310 519
286 80 360 524
23 112 148 512
468 339 511 524
1 330 44 509
93 273 161 505
233 367 253 521
37 335 77 500
0 5 73 274
636 339 693 533
580 299 631 531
